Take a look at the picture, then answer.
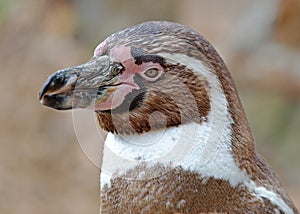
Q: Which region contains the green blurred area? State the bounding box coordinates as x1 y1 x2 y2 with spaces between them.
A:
0 0 17 18
0 0 299 213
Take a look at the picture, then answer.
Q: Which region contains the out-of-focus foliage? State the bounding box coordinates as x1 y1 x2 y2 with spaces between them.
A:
0 0 299 213
275 0 300 49
0 0 17 22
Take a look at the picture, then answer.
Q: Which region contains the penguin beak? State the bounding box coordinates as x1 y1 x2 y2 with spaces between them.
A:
39 55 122 110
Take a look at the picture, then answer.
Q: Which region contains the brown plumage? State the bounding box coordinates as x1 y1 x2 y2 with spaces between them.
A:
101 165 284 213
96 65 210 135
39 21 298 213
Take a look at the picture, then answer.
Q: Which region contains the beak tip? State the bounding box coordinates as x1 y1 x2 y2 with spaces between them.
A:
39 98 44 105
39 71 67 101
39 81 51 101
38 90 45 100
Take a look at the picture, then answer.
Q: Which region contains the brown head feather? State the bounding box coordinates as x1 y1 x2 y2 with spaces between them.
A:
96 64 210 135
96 21 298 213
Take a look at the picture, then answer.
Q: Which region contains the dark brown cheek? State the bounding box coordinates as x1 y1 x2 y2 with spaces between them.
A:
147 68 210 125
96 68 210 135
96 112 116 133
177 70 211 122
131 91 182 131
110 89 146 114
129 114 152 133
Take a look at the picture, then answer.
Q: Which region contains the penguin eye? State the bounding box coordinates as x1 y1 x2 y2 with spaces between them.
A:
110 63 124 76
141 68 162 81
144 68 159 78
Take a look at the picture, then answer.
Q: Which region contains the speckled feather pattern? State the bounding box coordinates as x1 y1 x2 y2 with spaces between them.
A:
96 65 210 135
101 164 284 214
95 21 298 213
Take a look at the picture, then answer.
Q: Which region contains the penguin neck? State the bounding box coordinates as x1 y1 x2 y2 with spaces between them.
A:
100 52 251 187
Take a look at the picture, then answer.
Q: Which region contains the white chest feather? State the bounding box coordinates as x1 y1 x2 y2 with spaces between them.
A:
101 53 243 185
100 53 293 213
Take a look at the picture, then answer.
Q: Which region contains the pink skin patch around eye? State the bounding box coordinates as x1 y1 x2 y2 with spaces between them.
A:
93 45 164 111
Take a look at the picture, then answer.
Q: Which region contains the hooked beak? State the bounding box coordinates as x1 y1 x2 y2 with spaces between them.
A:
39 55 122 110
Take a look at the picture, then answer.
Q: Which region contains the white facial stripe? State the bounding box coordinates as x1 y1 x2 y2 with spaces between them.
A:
159 53 243 185
160 53 293 213
101 52 238 184
100 53 293 213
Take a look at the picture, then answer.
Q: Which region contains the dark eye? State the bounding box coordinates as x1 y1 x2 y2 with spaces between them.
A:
110 63 124 76
144 68 159 78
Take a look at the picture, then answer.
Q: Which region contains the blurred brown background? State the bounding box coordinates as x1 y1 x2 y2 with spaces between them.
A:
0 0 299 213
